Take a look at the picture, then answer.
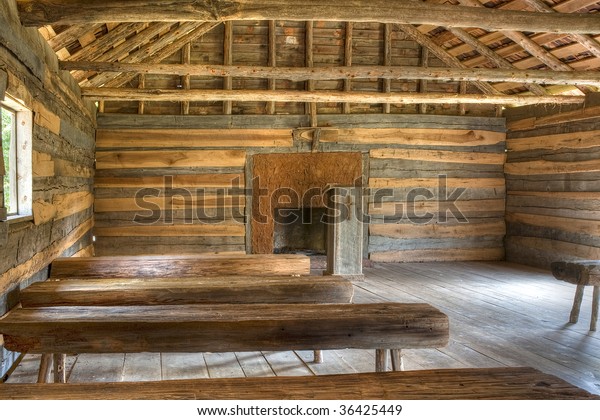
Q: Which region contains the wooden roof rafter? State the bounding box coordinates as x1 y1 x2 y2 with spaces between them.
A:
16 0 600 34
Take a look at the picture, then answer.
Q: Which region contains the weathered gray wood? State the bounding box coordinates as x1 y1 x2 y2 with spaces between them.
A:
551 261 600 331
326 187 363 277
49 255 311 278
19 276 354 307
82 87 585 105
0 303 450 355
375 349 389 372
1 367 597 399
16 1 600 34
36 354 52 384
391 349 403 371
53 354 66 384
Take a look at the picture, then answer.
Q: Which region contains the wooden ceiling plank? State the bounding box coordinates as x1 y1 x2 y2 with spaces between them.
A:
15 0 600 34
449 27 548 95
47 24 102 51
523 0 600 61
96 22 221 89
81 87 585 105
398 24 501 96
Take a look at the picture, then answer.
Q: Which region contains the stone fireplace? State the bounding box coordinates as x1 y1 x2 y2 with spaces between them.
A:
251 152 363 255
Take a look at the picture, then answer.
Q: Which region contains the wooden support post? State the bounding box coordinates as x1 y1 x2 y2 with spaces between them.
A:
37 354 53 383
137 73 145 115
53 354 66 383
390 349 404 371
459 81 467 115
570 284 585 324
313 350 323 364
181 42 191 115
223 21 233 115
591 286 599 332
267 20 276 115
98 100 104 113
343 22 353 114
305 21 317 127
383 23 392 114
419 46 429 114
375 349 389 372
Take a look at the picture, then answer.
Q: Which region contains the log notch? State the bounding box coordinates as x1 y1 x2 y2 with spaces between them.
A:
343 22 353 114
305 21 317 127
382 24 392 114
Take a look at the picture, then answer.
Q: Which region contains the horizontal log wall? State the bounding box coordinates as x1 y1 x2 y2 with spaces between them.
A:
95 113 506 261
0 0 96 377
504 94 600 269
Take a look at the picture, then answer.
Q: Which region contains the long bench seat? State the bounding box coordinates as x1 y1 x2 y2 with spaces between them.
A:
0 367 596 400
18 275 354 307
0 303 448 355
48 254 311 278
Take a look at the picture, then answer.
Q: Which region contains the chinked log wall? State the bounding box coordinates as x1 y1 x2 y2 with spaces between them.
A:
0 1 96 376
505 94 600 269
94 113 506 261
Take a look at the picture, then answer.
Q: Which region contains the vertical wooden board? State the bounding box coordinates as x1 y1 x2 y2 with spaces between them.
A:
122 353 162 382
263 351 314 377
204 352 246 378
160 353 209 380
67 354 125 383
235 352 275 377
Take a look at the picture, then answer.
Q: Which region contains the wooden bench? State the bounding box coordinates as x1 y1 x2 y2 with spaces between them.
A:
0 367 596 399
18 275 354 307
48 254 311 278
551 260 600 331
0 302 449 377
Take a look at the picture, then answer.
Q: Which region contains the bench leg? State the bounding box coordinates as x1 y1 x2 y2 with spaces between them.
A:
53 354 66 384
570 284 585 324
313 350 323 364
591 286 599 332
37 354 53 383
375 349 389 372
390 349 404 371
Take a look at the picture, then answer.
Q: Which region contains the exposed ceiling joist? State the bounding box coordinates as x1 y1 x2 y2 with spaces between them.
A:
16 0 600 34
81 87 586 105
59 61 600 87
397 24 500 96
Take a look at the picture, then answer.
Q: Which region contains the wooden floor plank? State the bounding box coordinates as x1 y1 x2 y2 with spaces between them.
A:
160 353 209 380
4 262 599 396
122 353 161 382
235 352 275 377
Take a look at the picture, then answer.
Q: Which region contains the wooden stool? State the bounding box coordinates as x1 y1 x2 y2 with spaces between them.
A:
551 260 600 332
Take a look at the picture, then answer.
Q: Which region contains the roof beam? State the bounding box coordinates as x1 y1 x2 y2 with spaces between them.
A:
397 24 500 96
448 27 549 96
59 61 600 87
84 22 219 88
81 87 585 106
15 0 600 34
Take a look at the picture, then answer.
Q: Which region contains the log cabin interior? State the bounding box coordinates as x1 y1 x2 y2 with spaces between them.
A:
1 0 600 400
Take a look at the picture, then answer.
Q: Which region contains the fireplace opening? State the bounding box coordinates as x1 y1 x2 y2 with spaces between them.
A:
273 207 328 255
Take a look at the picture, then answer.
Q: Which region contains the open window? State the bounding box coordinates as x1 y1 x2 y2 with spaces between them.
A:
1 95 32 221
